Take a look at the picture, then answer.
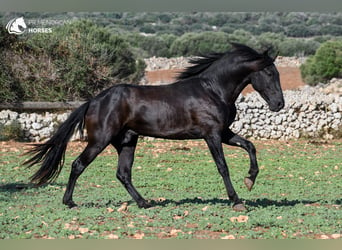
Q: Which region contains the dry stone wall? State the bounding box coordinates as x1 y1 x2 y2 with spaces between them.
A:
0 111 72 142
1 85 341 142
0 57 341 142
231 87 341 140
144 56 306 71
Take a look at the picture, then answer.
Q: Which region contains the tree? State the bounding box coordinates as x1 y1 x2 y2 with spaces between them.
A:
170 32 231 56
279 38 320 56
300 40 342 85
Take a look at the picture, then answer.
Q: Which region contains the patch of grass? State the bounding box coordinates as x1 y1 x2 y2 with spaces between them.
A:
0 139 341 239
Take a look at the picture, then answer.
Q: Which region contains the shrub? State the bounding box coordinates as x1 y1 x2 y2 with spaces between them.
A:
256 32 285 52
0 20 146 102
0 120 25 141
124 33 177 58
300 40 342 85
170 31 231 56
0 27 26 102
0 63 20 103
278 38 320 56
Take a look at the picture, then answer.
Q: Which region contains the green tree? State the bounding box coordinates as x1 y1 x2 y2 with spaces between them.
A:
125 33 176 57
278 38 320 56
256 32 285 52
300 40 342 85
170 32 231 56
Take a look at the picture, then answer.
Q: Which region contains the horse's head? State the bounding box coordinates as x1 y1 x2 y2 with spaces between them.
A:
245 51 285 112
228 43 284 112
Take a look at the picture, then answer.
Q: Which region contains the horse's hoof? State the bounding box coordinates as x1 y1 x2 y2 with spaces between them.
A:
64 201 78 209
233 203 247 212
138 201 152 209
244 177 254 191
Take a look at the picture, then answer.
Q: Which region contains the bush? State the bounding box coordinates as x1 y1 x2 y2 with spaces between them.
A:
170 31 231 56
124 33 177 58
300 40 342 85
278 38 320 56
0 20 146 102
256 32 285 52
0 28 27 102
0 63 20 103
0 120 25 141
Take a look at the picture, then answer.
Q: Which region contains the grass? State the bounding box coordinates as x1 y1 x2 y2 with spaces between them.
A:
0 139 341 239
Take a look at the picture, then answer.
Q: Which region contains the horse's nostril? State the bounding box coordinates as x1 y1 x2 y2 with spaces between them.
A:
270 99 285 112
278 100 284 109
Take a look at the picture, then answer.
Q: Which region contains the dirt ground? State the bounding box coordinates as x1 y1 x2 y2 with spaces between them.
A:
146 66 305 95
1 138 340 156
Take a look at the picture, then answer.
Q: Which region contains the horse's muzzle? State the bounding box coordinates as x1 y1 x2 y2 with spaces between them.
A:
269 99 285 112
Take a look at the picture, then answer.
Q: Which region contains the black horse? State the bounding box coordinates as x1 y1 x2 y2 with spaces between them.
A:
25 43 284 211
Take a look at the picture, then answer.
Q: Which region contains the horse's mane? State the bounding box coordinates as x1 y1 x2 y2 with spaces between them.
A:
176 52 225 80
176 43 264 80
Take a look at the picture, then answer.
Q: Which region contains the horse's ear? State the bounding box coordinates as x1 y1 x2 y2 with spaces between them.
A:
263 47 278 62
272 51 279 62
247 48 275 71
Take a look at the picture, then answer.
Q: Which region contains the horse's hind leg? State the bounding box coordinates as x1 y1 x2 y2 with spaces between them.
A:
222 130 259 191
63 141 109 208
113 132 151 208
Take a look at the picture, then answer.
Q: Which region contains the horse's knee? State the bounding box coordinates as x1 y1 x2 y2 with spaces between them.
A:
116 168 130 184
245 141 256 154
116 171 123 182
71 159 85 176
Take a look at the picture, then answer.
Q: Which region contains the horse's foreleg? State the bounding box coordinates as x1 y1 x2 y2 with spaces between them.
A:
114 134 151 209
222 130 259 191
205 135 246 212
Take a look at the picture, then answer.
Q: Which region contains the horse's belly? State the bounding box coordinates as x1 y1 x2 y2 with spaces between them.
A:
128 117 203 139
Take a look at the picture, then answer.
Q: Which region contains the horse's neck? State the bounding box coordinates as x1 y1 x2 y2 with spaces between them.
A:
200 61 252 105
229 80 249 104
216 73 250 105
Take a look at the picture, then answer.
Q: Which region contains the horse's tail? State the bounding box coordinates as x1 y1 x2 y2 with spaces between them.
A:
24 102 90 185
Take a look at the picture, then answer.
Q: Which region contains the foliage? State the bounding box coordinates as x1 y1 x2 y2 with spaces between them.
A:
1 13 342 101
278 38 320 57
300 40 342 85
123 33 177 58
0 121 25 141
54 12 342 37
170 32 232 56
167 30 321 57
0 20 145 102
0 28 26 102
0 139 341 239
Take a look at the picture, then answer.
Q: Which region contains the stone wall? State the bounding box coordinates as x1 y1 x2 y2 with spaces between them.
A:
1 56 341 142
0 111 72 142
1 85 341 142
144 56 306 71
231 87 341 140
